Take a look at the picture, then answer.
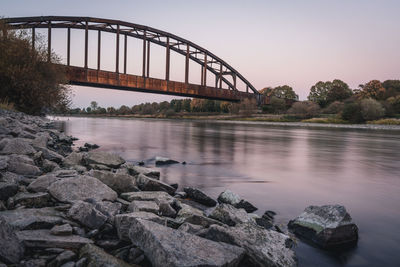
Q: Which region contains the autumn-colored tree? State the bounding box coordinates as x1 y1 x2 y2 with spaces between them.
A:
0 22 70 114
358 80 386 100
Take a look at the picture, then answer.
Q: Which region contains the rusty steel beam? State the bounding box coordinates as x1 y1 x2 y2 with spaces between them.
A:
203 54 207 87
124 33 127 74
165 36 170 81
67 27 70 66
116 24 119 73
185 44 189 84
84 21 88 69
47 21 51 61
142 30 146 77
97 30 101 70
146 40 150 77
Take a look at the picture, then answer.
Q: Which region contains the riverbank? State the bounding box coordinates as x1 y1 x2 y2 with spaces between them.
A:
0 109 363 266
54 113 400 131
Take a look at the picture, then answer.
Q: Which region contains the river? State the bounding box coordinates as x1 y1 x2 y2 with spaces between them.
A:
58 116 400 266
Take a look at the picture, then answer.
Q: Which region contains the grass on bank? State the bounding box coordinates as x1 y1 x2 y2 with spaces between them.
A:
367 118 400 125
301 117 348 124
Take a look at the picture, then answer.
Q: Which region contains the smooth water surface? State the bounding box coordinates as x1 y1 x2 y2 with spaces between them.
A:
59 116 400 266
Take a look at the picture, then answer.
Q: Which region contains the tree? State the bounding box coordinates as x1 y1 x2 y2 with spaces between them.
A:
0 22 71 114
382 80 400 99
358 80 386 100
118 105 131 115
341 102 364 123
308 81 331 107
90 101 98 111
326 80 353 103
323 101 344 114
260 85 298 100
263 96 286 114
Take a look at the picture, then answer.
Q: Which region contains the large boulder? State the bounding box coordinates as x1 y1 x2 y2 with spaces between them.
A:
184 187 217 207
83 152 125 169
288 205 358 249
206 223 297 267
0 207 69 230
129 218 245 267
80 244 134 267
34 146 64 163
0 218 25 264
7 154 41 176
125 164 160 179
115 212 166 241
218 189 257 213
136 173 176 195
62 152 84 167
209 204 253 226
176 204 222 228
0 138 36 155
48 175 117 203
88 170 138 193
16 229 93 248
12 192 51 208
27 170 79 193
0 182 18 201
128 200 159 214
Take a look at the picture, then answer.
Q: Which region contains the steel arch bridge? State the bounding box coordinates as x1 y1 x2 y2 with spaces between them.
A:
3 16 264 104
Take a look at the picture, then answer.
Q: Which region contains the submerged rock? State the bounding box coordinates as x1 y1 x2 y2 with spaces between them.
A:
288 205 358 249
206 223 297 267
129 218 245 267
184 187 217 207
155 156 179 165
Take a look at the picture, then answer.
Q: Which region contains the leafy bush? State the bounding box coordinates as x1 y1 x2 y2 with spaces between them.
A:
287 101 321 119
0 22 70 114
360 98 385 121
262 96 286 114
341 102 364 123
322 101 344 114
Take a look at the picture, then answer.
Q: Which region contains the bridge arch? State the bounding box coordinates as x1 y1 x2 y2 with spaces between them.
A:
3 16 263 103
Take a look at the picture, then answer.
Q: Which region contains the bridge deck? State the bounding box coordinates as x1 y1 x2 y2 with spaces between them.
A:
66 66 255 102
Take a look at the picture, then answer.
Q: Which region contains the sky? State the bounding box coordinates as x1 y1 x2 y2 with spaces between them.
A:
3 0 400 108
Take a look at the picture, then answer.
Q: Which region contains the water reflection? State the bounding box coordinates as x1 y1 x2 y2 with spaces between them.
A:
61 117 400 267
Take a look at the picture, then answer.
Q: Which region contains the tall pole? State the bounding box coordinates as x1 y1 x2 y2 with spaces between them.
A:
84 21 88 69
67 27 70 66
142 30 146 77
146 40 150 77
124 34 127 74
165 36 170 81
47 21 51 62
185 44 189 84
97 30 101 70
203 54 207 86
116 24 120 73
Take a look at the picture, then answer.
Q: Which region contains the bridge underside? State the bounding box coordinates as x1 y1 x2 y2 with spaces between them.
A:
66 66 257 102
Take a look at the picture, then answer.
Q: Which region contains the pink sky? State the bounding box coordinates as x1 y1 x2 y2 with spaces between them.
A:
3 0 400 108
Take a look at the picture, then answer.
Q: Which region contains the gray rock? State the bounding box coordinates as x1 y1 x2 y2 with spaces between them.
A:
176 204 222 228
125 164 160 179
60 262 75 267
19 259 47 267
129 218 245 267
209 204 253 226
80 244 132 267
155 156 179 165
12 192 50 208
84 152 125 169
120 191 175 205
0 217 25 264
50 224 73 236
218 189 257 213
206 223 297 267
75 257 87 267
0 182 18 200
27 174 59 193
184 187 217 207
178 222 205 235
0 138 36 155
48 175 117 203
7 154 42 176
115 212 166 241
42 159 60 173
31 134 50 148
136 173 176 195
34 147 64 163
128 200 159 214
158 201 177 218
68 201 108 229
0 156 8 170
0 207 68 230
88 170 138 194
288 205 359 249
17 229 93 248
62 152 84 167
94 201 122 218
49 250 77 267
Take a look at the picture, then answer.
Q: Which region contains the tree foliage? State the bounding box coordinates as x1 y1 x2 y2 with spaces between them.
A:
360 98 385 121
308 79 352 107
260 85 298 100
287 101 320 119
358 80 386 100
0 22 70 114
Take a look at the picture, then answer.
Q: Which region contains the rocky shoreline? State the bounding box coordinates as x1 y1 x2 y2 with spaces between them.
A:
1 109 358 267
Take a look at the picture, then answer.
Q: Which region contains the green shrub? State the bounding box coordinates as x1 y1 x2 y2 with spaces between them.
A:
287 101 321 119
360 98 385 121
341 102 364 123
322 101 344 114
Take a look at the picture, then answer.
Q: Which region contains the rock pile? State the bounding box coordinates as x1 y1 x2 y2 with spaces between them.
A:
4 108 351 266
